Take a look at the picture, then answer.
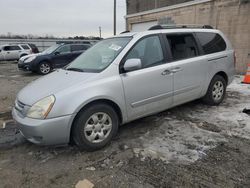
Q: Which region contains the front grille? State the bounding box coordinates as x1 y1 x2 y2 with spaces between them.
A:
15 100 26 115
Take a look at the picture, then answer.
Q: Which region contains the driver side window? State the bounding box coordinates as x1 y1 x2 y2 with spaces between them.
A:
125 35 164 69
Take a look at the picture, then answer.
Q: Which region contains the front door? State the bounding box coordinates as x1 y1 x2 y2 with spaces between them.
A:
120 35 173 121
52 45 72 68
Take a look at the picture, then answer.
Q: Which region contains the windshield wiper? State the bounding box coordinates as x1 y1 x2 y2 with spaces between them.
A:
66 67 84 72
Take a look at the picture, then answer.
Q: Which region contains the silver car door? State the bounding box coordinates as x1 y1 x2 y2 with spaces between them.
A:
166 33 205 106
12 45 22 60
120 35 173 121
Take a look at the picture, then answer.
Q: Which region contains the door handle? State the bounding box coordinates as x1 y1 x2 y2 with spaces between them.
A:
171 67 183 73
161 69 171 76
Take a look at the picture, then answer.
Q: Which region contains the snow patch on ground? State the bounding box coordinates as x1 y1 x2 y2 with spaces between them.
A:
228 76 250 96
133 120 226 164
132 76 250 163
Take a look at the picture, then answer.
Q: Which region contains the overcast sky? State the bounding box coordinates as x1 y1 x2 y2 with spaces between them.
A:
0 0 126 38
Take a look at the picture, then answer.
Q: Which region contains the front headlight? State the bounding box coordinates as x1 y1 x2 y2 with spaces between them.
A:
25 56 36 63
27 95 55 119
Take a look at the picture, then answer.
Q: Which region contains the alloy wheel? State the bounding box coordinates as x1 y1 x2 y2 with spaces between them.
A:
212 81 224 101
84 112 112 143
40 63 51 74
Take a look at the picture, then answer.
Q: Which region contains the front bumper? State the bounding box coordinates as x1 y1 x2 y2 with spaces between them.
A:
18 60 33 71
12 108 72 145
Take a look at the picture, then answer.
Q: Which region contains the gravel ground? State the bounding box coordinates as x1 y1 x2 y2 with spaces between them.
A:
0 62 250 188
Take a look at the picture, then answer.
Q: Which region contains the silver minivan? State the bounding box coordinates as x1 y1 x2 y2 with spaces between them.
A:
12 25 235 150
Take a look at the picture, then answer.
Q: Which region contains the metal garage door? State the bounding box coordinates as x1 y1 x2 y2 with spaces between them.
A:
131 21 158 32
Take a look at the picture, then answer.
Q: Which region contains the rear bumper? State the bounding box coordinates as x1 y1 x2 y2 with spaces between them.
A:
12 108 72 145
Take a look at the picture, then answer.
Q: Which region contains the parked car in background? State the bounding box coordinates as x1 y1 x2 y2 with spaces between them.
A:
12 25 235 150
0 44 33 61
27 43 39 53
18 43 91 75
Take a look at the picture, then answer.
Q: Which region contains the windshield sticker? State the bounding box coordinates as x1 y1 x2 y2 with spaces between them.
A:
109 44 122 51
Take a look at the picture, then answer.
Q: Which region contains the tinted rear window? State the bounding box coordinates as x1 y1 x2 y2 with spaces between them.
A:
196 32 226 54
71 44 90 51
28 43 35 48
21 45 30 49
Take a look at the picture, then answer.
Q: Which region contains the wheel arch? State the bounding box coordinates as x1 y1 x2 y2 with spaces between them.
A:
19 53 28 58
69 98 123 144
202 70 229 99
38 58 53 66
215 71 228 85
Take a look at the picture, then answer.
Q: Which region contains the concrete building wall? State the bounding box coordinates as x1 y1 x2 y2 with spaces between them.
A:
127 0 192 14
126 0 250 74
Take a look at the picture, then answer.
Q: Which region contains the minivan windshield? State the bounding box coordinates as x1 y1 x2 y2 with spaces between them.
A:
66 37 131 73
42 44 61 54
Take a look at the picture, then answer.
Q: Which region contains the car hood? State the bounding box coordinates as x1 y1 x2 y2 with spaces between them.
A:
17 69 97 105
20 53 42 61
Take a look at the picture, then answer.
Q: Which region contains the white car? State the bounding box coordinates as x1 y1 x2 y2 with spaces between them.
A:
0 44 32 61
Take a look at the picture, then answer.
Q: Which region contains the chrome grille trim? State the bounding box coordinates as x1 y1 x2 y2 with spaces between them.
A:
15 100 27 115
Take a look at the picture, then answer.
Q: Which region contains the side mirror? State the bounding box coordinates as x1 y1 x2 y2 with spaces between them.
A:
54 51 60 55
123 58 142 72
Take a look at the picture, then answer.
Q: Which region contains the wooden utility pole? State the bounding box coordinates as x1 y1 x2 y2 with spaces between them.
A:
114 0 116 35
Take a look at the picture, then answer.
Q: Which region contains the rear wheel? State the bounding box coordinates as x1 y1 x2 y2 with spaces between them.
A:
38 62 51 75
202 75 226 105
72 103 119 151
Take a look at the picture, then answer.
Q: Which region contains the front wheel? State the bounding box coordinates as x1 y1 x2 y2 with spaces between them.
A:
202 75 226 105
38 62 51 75
72 103 119 151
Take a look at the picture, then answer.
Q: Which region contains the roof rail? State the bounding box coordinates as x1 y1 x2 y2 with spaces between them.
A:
148 24 213 30
120 30 130 34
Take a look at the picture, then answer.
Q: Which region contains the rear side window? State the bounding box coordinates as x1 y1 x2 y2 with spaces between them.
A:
56 45 71 54
71 44 89 52
3 46 10 51
3 46 21 51
11 46 21 50
166 34 199 61
21 45 30 50
196 32 226 54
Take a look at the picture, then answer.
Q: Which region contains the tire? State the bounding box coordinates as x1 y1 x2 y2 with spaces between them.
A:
202 75 226 105
72 103 119 151
38 61 51 75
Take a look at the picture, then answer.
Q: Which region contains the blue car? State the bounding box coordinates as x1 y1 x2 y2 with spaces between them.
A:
18 43 91 75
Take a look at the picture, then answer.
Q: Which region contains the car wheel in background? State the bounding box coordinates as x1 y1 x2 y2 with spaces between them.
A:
202 75 226 105
72 103 119 151
38 62 51 75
